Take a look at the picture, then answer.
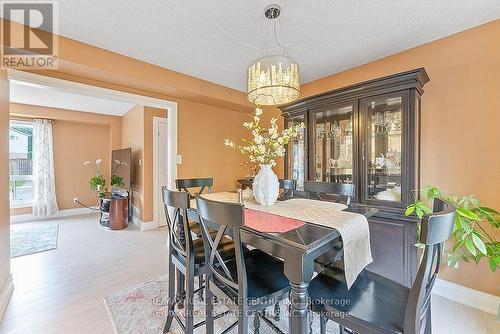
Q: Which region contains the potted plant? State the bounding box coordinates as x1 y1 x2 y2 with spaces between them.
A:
224 107 304 205
111 159 127 188
83 159 107 198
405 186 499 272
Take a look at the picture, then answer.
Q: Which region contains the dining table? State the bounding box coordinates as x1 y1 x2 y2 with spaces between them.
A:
186 192 377 334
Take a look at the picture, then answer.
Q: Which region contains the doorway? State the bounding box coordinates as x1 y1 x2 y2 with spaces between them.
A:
153 116 168 227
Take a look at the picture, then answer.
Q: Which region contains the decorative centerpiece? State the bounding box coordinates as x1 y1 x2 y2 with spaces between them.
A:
225 108 304 205
111 159 127 189
83 159 106 198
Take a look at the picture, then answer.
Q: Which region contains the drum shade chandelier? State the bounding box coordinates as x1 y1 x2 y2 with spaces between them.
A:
247 5 300 106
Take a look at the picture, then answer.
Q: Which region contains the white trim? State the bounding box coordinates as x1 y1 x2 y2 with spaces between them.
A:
140 221 158 231
0 275 14 323
153 116 168 228
10 207 98 223
7 69 179 208
433 278 500 315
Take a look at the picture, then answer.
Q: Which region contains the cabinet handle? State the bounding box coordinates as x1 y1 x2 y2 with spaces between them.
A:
362 142 366 161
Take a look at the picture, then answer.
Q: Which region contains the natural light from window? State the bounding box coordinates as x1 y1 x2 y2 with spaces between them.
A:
9 120 33 207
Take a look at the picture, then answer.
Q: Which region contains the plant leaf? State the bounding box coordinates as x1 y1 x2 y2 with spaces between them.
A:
405 206 415 216
456 207 479 221
465 239 476 256
472 234 487 256
447 254 458 268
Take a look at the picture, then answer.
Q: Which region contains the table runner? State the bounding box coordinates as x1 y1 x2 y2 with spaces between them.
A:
193 192 373 288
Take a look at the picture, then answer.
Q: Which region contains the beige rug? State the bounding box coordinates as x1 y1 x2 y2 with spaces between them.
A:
104 276 337 334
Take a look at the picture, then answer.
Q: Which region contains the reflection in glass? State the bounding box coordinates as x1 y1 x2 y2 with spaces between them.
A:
366 97 402 202
313 105 353 183
287 115 306 190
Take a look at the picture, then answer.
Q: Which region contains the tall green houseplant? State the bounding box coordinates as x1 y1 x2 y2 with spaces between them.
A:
406 186 500 272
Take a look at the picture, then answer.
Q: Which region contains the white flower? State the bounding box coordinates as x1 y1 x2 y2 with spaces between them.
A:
255 108 263 116
96 159 102 165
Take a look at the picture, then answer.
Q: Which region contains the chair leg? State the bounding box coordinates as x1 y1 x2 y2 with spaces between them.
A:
205 274 214 334
163 254 176 333
253 311 261 334
238 304 248 334
319 315 327 334
176 269 185 309
184 268 195 334
273 302 280 321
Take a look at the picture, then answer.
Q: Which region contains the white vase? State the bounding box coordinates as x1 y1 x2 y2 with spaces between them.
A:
252 164 279 206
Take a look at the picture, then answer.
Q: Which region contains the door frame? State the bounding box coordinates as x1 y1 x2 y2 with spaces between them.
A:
153 116 168 227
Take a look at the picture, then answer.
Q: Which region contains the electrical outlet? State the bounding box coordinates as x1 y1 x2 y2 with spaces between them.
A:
73 197 78 204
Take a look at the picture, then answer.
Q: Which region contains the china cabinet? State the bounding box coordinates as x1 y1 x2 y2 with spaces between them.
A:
281 68 430 287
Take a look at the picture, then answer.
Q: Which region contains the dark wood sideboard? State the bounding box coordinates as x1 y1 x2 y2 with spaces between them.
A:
280 68 430 287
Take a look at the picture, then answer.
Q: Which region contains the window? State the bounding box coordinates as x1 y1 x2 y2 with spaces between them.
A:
9 120 33 207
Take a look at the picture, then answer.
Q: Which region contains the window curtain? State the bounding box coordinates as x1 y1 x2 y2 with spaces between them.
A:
32 119 58 216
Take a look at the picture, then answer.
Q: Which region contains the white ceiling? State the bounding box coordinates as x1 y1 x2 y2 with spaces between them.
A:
10 82 136 116
8 1 500 91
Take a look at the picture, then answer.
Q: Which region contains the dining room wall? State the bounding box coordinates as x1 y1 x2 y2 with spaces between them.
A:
9 103 123 214
296 19 500 295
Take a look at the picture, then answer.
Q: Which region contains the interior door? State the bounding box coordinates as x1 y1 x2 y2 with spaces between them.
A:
155 118 168 227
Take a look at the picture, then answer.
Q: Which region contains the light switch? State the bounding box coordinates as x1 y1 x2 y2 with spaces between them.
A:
139 159 142 166
176 155 182 164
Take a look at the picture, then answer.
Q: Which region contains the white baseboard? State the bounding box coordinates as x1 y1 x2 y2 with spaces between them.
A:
140 221 158 231
0 274 14 323
433 278 500 315
131 206 159 231
10 207 98 223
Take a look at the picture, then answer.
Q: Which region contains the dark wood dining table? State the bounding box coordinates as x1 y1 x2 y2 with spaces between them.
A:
187 196 377 334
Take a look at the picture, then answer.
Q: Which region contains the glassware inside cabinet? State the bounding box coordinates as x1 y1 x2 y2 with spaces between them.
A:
312 105 354 183
365 96 403 202
286 114 306 190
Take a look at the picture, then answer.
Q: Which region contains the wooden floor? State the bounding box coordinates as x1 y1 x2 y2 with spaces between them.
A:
0 214 498 334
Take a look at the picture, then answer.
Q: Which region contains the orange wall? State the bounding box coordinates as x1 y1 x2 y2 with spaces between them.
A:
10 103 122 213
299 20 500 295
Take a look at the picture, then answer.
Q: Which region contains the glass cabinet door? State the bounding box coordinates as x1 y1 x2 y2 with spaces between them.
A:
362 93 406 204
310 104 355 184
286 114 307 190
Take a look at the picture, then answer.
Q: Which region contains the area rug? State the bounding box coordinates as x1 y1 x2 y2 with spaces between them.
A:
10 223 59 258
104 276 338 334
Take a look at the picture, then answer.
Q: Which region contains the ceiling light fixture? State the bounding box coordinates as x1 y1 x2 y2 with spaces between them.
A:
247 4 300 106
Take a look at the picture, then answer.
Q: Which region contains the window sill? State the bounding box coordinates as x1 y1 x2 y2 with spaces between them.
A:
10 202 33 209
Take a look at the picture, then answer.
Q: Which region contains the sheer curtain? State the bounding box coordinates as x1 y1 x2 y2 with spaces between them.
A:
32 119 58 216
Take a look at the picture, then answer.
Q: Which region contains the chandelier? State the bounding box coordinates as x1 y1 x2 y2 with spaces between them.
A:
247 5 300 106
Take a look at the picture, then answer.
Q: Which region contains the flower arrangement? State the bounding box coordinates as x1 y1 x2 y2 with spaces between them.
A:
83 159 107 197
224 108 305 167
111 159 127 188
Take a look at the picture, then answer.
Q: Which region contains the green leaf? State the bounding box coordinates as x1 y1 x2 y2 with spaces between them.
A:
405 206 415 216
461 255 470 263
456 207 479 221
416 208 424 219
478 207 500 215
425 186 442 200
488 258 498 272
447 254 458 268
453 239 465 252
472 234 487 256
465 239 476 256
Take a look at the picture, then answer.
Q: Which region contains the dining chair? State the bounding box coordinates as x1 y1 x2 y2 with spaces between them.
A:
308 198 455 334
303 181 355 205
162 188 236 334
196 195 291 334
304 181 355 272
175 177 214 236
278 179 296 200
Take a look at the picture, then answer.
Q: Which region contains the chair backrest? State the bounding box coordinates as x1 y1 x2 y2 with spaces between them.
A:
175 178 213 197
162 187 194 260
278 179 297 200
195 195 248 300
404 198 455 334
304 181 355 205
